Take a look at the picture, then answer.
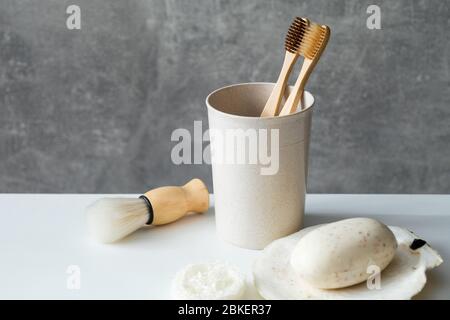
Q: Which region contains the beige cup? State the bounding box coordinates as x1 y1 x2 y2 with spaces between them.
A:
206 83 314 249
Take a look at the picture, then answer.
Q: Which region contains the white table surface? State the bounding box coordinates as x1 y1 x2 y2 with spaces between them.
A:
0 194 448 300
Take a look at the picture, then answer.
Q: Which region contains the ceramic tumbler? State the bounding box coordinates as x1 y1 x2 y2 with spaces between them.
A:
206 83 314 249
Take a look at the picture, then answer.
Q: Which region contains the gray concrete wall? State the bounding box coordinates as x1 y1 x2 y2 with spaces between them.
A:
0 0 448 193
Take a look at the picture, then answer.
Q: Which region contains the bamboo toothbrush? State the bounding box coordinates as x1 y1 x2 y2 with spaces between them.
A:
279 23 330 116
86 178 209 243
260 17 309 117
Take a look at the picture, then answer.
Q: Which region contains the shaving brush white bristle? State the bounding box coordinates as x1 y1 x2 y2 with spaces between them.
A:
86 198 150 243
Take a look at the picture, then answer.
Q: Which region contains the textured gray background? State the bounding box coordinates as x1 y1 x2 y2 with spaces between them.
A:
0 0 448 193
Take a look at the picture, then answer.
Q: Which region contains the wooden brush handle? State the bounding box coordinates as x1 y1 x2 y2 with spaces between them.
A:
260 51 298 117
144 178 209 225
279 58 313 116
279 25 330 116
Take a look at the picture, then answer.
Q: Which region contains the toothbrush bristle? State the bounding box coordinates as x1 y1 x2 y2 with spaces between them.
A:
299 23 329 59
284 17 309 54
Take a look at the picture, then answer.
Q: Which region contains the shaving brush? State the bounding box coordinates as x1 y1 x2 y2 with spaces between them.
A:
86 178 209 243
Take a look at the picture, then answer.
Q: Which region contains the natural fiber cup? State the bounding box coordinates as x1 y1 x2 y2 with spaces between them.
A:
206 83 314 249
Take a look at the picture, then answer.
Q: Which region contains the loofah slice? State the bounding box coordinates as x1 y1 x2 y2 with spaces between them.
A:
172 262 246 300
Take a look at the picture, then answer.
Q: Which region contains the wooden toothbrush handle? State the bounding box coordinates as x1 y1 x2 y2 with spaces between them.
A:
279 25 330 116
144 178 209 225
260 51 298 117
279 58 313 116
